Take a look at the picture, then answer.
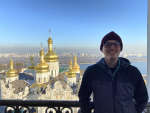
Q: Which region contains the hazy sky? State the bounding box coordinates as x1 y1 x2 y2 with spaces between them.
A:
0 0 147 53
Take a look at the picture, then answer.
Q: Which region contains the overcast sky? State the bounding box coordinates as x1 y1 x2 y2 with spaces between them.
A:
0 0 147 53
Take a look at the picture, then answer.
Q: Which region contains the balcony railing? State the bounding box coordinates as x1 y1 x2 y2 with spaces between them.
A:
0 100 149 113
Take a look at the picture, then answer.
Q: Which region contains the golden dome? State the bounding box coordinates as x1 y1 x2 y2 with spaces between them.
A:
72 56 80 72
35 48 49 73
27 55 35 70
44 36 58 62
67 59 77 78
6 59 18 77
40 49 44 55
48 37 53 44
30 55 33 60
44 51 58 62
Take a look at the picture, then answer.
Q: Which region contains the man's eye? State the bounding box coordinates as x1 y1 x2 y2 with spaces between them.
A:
106 43 110 45
114 42 119 45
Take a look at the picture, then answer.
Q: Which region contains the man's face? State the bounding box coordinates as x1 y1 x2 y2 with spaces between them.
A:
101 40 121 60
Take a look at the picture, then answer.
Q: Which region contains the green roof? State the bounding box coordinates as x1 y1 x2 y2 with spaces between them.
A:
59 68 68 73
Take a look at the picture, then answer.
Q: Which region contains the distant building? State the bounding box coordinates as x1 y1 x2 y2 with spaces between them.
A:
3 54 9 57
0 54 3 58
138 54 143 57
81 53 84 56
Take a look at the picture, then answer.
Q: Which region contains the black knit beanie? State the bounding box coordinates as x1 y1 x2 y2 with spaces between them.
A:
100 31 123 51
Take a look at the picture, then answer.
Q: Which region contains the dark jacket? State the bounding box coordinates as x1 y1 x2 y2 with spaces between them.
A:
78 57 148 113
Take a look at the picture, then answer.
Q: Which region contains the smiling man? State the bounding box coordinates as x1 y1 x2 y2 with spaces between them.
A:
78 31 148 113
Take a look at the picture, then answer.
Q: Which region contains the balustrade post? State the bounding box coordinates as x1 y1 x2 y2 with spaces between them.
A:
57 107 61 113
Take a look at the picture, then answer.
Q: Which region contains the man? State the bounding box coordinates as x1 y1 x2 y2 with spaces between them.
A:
78 31 148 113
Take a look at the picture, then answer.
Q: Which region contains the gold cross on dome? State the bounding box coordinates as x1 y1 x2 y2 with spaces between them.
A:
48 29 51 37
48 29 51 33
10 53 13 59
40 42 43 48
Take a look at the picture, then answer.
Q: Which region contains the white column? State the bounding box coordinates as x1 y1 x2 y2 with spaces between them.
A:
147 0 150 102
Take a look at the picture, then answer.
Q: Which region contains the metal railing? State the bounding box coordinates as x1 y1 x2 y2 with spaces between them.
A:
0 100 149 113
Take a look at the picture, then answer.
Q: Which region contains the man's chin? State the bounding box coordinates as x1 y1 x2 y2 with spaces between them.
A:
109 57 118 61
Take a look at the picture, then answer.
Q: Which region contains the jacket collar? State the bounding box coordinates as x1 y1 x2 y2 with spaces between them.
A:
96 57 130 71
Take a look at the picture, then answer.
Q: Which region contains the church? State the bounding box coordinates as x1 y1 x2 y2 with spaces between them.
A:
0 31 83 113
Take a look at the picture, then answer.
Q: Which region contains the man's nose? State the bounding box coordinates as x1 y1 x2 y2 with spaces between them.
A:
110 44 115 49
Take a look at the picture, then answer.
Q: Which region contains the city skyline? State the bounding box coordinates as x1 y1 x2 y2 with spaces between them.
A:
0 0 147 53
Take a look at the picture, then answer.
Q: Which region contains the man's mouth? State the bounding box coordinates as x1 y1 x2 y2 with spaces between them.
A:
109 52 116 53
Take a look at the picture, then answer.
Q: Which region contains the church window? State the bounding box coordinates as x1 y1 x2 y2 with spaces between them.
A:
39 78 40 82
44 78 46 82
51 70 53 76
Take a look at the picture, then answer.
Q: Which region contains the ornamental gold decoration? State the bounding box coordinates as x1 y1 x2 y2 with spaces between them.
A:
67 59 77 78
35 47 49 73
44 35 58 62
6 59 18 77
